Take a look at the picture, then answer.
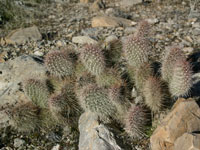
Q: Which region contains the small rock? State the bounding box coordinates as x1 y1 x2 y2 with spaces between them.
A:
14 138 25 148
124 27 137 34
81 28 98 37
80 0 90 3
182 47 194 54
131 87 137 98
150 98 200 150
51 144 60 150
192 22 200 28
72 36 97 44
5 26 42 45
120 0 142 8
92 16 135 27
146 18 159 24
34 51 44 57
90 0 105 12
56 40 65 47
135 96 143 104
105 35 118 44
174 133 200 150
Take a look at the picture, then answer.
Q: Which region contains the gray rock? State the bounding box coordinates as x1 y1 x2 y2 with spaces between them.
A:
51 144 60 150
81 28 99 37
5 26 42 45
72 36 98 44
79 112 123 150
120 0 142 8
14 138 25 148
0 55 46 128
105 35 118 44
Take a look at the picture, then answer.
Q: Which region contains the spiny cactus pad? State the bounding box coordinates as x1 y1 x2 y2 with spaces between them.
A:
23 79 49 108
169 59 192 97
80 44 105 76
134 63 153 93
161 46 185 82
125 105 148 139
45 50 75 77
123 35 150 68
79 84 118 121
8 102 40 132
48 89 81 125
143 77 164 112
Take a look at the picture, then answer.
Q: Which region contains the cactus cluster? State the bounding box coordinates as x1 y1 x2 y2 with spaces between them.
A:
6 20 193 141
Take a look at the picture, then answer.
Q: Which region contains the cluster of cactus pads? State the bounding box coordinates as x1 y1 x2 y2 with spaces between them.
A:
6 20 193 139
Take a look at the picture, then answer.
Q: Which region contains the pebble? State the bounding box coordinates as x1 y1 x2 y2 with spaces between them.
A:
34 51 44 56
51 144 60 150
14 138 25 148
182 47 194 54
105 35 118 43
72 36 98 44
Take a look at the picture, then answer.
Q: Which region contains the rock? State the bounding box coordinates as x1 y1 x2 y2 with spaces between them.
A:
5 26 42 45
34 51 44 57
124 27 137 34
91 16 135 27
51 144 60 150
81 28 98 37
120 0 142 8
80 0 90 3
90 0 105 12
72 36 97 44
105 35 118 44
14 138 25 148
146 18 159 24
0 55 46 128
174 133 200 150
79 112 122 150
131 87 137 98
182 47 194 54
150 98 200 150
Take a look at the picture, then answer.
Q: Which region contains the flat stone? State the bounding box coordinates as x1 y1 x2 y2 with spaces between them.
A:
92 16 135 28
0 55 46 128
78 112 122 150
5 26 42 45
72 36 97 44
174 133 200 150
150 98 200 150
120 0 142 8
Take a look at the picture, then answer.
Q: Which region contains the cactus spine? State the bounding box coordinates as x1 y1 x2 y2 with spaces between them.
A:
80 44 105 76
23 79 49 108
169 59 192 97
45 50 75 78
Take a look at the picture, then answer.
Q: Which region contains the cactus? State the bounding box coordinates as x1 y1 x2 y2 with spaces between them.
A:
134 63 153 93
78 84 118 122
136 20 151 38
161 46 185 82
143 77 164 112
125 105 148 139
123 34 150 68
7 102 40 132
23 79 49 108
80 44 105 76
96 68 122 87
169 59 192 97
48 86 81 125
45 50 75 78
104 39 123 65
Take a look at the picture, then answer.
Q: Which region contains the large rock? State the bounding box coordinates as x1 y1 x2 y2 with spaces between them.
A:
174 133 200 150
150 98 200 150
0 55 46 127
91 16 135 27
4 26 42 45
79 112 122 150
